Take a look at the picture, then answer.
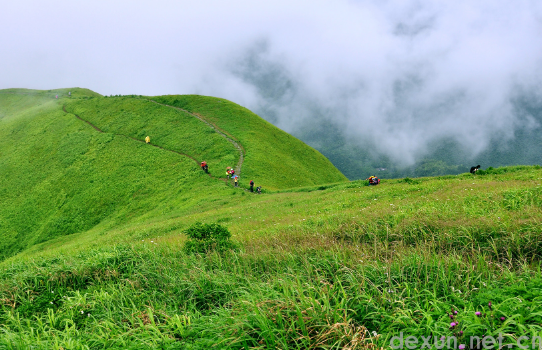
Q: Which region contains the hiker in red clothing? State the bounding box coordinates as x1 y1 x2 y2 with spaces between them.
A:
201 161 208 173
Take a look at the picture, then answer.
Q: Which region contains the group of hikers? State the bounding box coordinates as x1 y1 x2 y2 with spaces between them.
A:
364 164 482 186
143 136 483 190
141 142 260 192
197 162 261 193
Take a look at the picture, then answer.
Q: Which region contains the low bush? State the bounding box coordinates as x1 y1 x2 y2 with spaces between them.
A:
183 222 239 254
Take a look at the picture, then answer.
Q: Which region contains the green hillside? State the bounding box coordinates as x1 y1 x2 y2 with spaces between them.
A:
1 88 541 349
0 88 346 260
151 95 348 188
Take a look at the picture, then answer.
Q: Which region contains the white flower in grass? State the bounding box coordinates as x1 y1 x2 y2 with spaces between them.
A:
81 310 84 314
372 331 378 337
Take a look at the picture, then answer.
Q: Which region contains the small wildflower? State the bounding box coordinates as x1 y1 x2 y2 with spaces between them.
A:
372 331 378 337
500 317 506 321
81 310 84 314
475 311 481 316
449 314 454 319
454 310 458 315
488 302 492 308
450 322 457 328
460 331 463 336
459 345 465 350
50 301 53 304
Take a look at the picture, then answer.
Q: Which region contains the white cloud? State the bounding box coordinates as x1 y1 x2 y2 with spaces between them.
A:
2 0 541 164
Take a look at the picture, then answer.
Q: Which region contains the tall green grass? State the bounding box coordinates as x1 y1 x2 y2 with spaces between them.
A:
1 165 541 348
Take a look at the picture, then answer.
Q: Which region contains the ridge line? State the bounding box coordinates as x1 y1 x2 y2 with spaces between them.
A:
146 99 245 177
62 105 229 182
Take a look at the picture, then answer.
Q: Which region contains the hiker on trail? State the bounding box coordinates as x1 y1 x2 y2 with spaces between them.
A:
367 176 380 185
230 168 235 177
256 186 262 194
250 180 254 192
234 175 239 187
470 165 481 174
145 136 150 144
68 91 71 96
201 161 208 173
226 167 231 180
55 95 58 99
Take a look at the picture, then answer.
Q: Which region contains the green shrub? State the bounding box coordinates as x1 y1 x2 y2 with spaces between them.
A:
183 222 239 254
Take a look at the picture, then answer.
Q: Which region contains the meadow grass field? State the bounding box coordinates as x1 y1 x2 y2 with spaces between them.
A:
1 89 542 349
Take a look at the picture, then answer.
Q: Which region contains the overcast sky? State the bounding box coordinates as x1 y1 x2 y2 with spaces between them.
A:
2 0 542 164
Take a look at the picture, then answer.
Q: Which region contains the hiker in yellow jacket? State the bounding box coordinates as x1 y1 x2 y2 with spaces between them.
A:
145 136 150 144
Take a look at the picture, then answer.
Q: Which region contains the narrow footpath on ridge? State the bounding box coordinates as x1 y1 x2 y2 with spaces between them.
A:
146 99 245 176
62 104 245 183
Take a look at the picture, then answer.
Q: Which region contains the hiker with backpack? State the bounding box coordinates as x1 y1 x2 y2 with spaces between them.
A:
250 180 254 192
201 161 208 173
145 136 150 144
234 175 239 187
256 186 262 194
367 176 380 185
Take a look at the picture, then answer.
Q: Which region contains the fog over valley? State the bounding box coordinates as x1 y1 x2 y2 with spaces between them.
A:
2 0 541 178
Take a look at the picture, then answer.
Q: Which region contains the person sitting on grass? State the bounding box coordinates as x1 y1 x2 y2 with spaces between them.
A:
367 176 380 185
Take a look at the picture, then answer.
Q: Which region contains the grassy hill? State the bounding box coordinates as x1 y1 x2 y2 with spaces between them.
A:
0 88 346 260
150 95 348 188
1 88 541 349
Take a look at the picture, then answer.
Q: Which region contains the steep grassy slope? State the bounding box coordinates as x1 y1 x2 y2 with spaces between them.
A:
63 97 240 180
0 89 229 260
152 95 348 188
